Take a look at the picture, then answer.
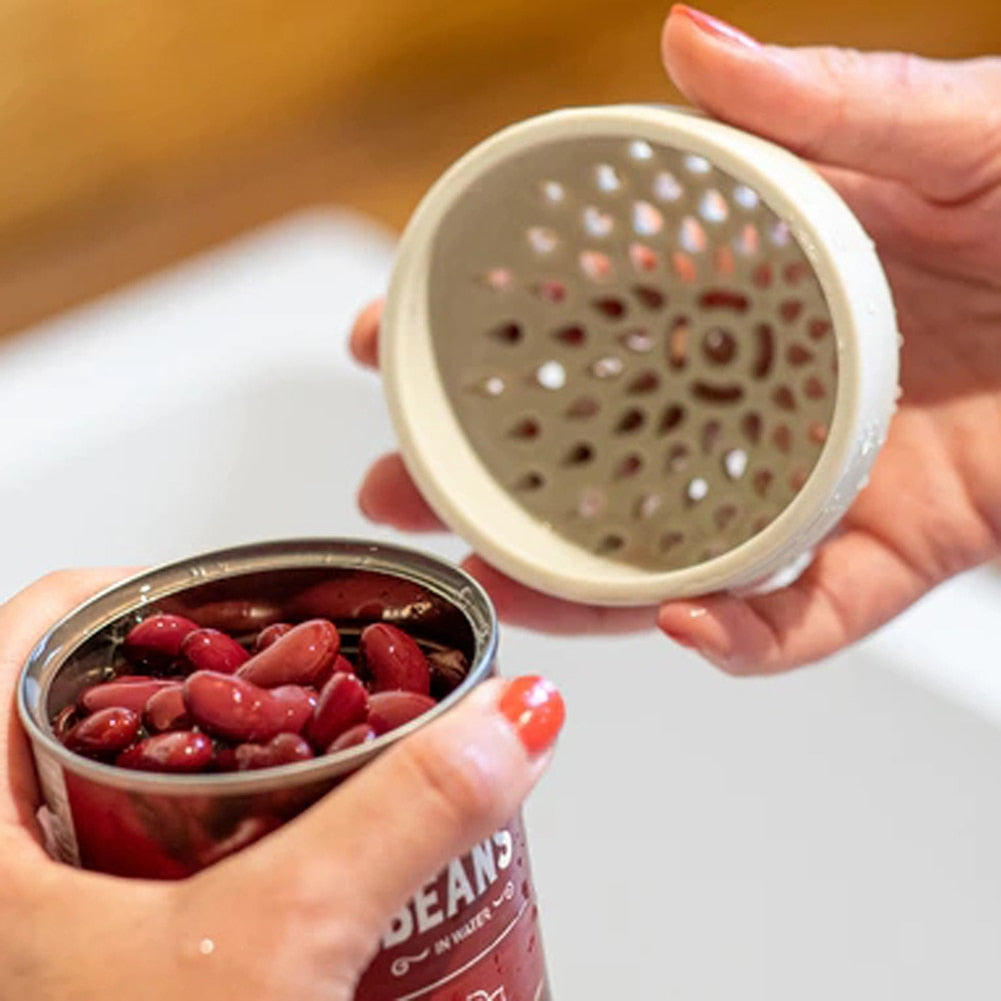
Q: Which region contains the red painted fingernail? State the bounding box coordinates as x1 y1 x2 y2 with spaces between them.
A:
672 5 761 50
498 676 565 756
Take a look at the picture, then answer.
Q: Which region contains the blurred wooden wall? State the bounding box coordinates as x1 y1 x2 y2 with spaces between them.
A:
2 0 1000 336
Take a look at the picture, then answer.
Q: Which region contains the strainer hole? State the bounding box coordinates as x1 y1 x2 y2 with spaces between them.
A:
784 261 809 285
536 360 567 390
592 297 627 319
699 189 729 223
633 201 664 236
804 376 827 400
666 443 690 472
686 477 709 503
699 289 749 313
577 488 605 518
483 268 514 292
596 533 626 555
753 514 773 533
474 375 506 397
653 171 683 202
701 419 722 453
615 454 644 478
527 227 558 254
579 251 612 282
684 154 711 174
669 318 690 368
635 493 662 519
772 385 797 411
658 404 686 435
515 471 545 492
633 285 666 310
770 220 791 246
672 252 698 283
627 370 660 394
509 417 541 440
809 319 832 340
616 408 646 434
692 381 744 404
629 139 654 161
590 355 625 379
780 300 804 323
787 343 814 366
582 206 614 238
741 412 762 444
533 280 567 303
702 328 737 365
629 243 660 272
752 263 773 289
540 180 565 204
659 531 684 553
595 163 621 192
723 448 748 479
733 184 759 209
491 322 523 345
564 442 595 466
566 396 600 419
790 468 808 491
734 224 759 256
772 425 793 453
620 328 654 353
753 469 773 497
680 216 707 253
554 324 587 347
809 421 828 444
714 246 735 276
752 324 775 379
715 503 739 529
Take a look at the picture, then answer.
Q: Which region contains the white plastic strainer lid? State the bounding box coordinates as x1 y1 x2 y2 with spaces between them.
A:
381 106 899 605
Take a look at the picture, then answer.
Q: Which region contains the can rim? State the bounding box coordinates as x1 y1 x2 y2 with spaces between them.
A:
17 538 498 794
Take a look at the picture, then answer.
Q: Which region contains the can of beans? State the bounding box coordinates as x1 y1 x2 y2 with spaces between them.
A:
18 538 551 1001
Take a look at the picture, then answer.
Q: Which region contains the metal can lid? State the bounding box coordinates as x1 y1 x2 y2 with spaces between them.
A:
381 106 899 605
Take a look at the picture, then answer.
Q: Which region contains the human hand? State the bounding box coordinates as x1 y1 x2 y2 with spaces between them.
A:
1 571 563 1000
351 7 1001 673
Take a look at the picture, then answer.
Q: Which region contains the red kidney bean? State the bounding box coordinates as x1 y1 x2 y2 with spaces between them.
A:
237 619 340 688
306 672 369 750
178 599 282 633
116 732 214 773
122 614 200 670
65 707 141 755
270 685 314 735
331 654 356 675
327 723 378 753
181 628 250 674
289 575 433 622
183 671 303 742
367 691 437 735
254 622 293 652
80 677 178 714
428 648 469 699
143 685 190 732
361 623 430 695
232 733 314 771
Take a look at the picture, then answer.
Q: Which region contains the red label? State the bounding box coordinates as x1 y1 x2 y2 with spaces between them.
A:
356 815 549 1000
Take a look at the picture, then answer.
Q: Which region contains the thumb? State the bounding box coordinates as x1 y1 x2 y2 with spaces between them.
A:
244 676 564 951
663 5 1001 201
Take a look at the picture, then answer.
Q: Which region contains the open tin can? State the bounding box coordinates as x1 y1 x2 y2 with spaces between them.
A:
18 538 551 1001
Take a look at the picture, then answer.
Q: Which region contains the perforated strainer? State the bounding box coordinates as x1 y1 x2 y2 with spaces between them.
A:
380 106 899 605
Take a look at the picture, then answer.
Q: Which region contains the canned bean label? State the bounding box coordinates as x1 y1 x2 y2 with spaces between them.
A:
357 816 549 1001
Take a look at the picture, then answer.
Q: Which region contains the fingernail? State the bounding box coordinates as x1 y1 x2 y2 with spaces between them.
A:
498 676 565 755
672 5 761 50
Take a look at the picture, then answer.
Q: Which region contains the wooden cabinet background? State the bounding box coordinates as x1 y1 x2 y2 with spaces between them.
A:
3 0 1000 335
